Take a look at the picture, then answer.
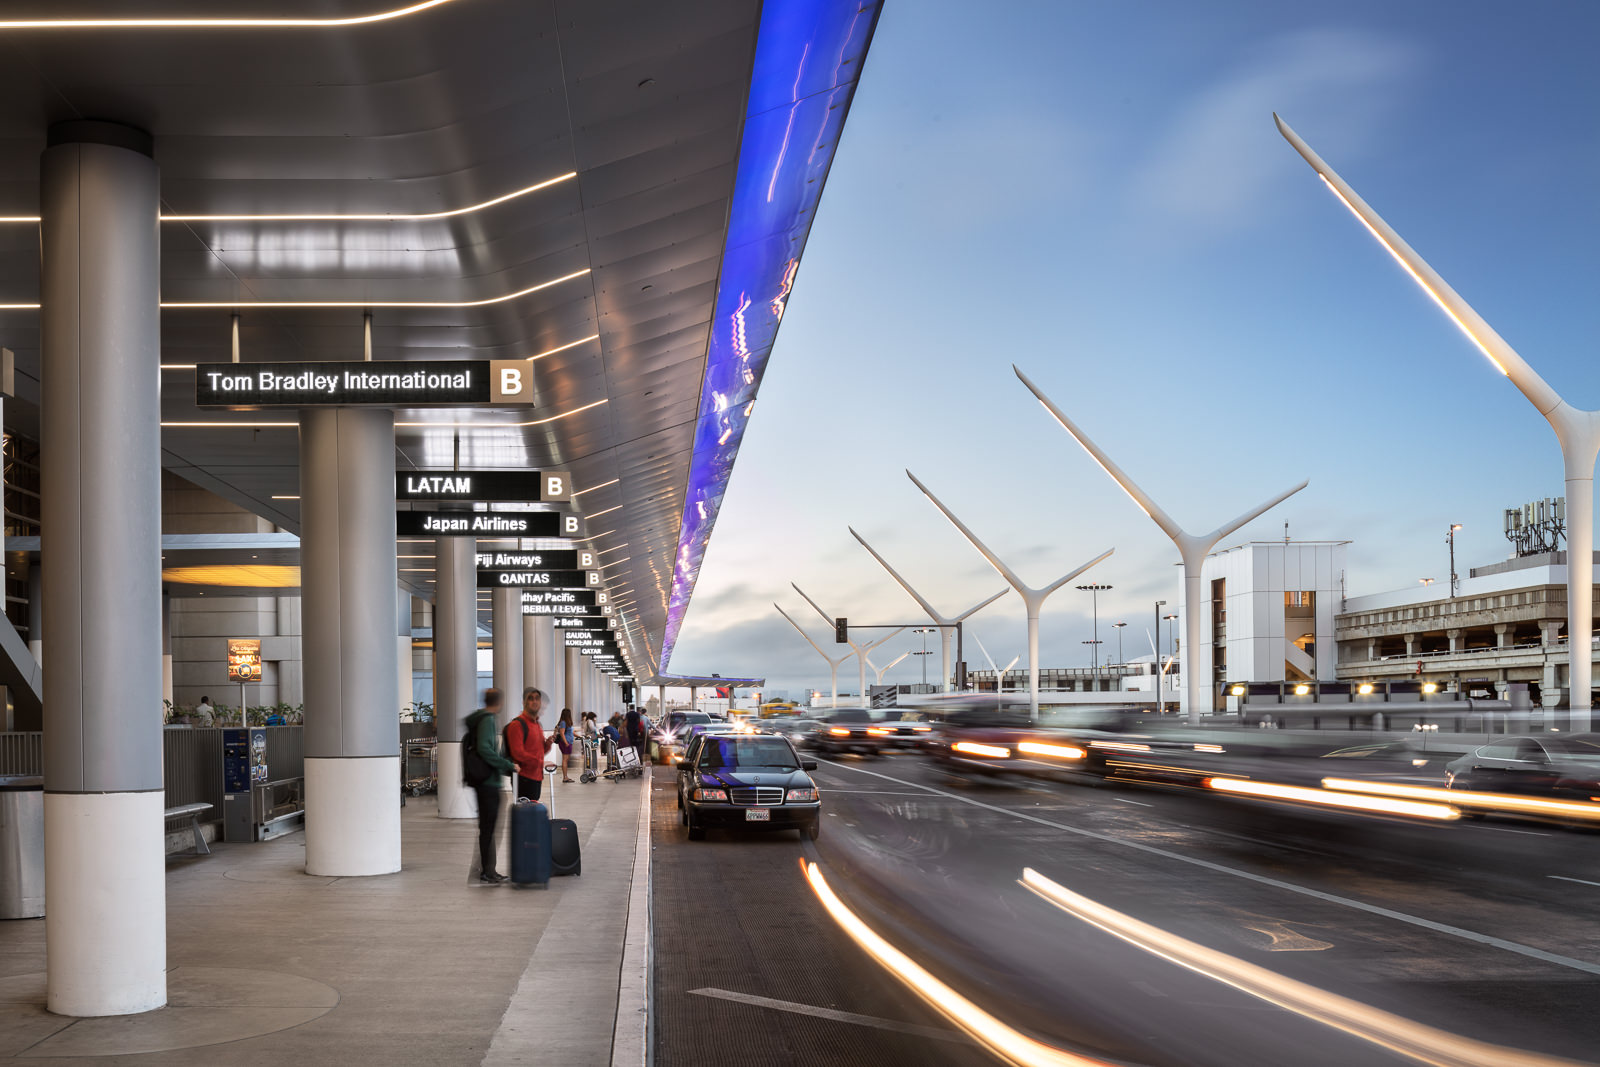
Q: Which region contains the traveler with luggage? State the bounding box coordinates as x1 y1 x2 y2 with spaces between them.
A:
554 709 576 783
505 686 549 802
463 688 516 885
625 706 646 763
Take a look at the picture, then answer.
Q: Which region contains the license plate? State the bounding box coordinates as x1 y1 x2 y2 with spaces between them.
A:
745 808 771 821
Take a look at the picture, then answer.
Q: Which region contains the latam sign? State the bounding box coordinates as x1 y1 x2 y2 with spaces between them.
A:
197 360 536 408
396 511 581 537
397 470 570 502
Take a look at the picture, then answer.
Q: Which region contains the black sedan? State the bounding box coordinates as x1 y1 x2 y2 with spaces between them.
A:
1446 733 1600 801
676 734 822 840
807 707 886 756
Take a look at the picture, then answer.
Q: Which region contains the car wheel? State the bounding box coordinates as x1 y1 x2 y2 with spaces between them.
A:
676 790 682 810
805 819 820 841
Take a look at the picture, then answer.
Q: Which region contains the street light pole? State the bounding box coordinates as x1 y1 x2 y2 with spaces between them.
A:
1017 366 1306 724
1448 523 1463 598
1154 600 1166 713
1077 583 1112 672
1112 621 1127 666
1278 114 1598 730
913 627 935 685
906 470 1113 721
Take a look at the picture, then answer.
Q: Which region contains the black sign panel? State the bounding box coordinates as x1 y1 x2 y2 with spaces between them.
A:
199 361 493 407
522 604 611 618
396 511 578 537
475 550 589 571
397 470 571 502
552 616 610 630
477 569 597 589
520 589 600 608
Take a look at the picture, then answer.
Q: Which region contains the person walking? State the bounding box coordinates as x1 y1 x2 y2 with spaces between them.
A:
625 705 645 763
505 686 549 802
464 688 516 884
554 709 576 783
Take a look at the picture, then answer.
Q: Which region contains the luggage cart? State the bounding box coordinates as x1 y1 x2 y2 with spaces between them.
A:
601 740 642 782
404 738 437 796
577 736 602 784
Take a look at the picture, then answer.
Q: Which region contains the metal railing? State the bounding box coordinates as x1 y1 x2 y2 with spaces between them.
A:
0 731 41 775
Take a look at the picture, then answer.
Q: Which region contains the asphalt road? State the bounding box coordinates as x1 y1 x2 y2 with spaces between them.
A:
652 751 1600 1066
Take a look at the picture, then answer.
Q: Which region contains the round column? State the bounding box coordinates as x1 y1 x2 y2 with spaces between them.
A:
492 586 522 732
433 537 477 819
40 120 165 1017
300 407 401 876
566 647 585 717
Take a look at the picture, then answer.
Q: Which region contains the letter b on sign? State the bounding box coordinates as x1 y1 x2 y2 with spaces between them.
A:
490 360 530 404
544 472 569 500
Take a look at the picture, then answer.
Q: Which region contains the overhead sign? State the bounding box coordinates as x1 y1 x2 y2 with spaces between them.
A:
521 589 603 608
397 470 570 502
553 616 610 629
523 603 613 618
227 639 262 682
196 360 534 408
476 550 592 571
477 569 598 589
397 510 581 538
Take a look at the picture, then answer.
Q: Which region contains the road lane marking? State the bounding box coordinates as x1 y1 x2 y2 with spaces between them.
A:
1023 869 1583 1067
823 789 949 797
1480 826 1550 837
817 758 1600 977
1112 798 1153 807
688 988 972 1045
1549 875 1600 888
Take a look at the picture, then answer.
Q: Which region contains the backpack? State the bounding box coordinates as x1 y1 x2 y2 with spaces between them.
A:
503 717 530 761
462 721 492 787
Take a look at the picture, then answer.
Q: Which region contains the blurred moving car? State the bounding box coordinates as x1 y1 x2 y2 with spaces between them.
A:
652 711 716 763
928 701 1092 779
764 718 821 747
809 708 886 757
878 710 935 750
676 733 821 840
1446 734 1600 799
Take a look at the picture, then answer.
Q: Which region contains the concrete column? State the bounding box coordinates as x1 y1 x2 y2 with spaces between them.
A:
1404 634 1416 657
397 587 414 721
525 615 559 724
566 647 584 718
543 617 563 720
659 685 667 720
299 407 401 876
1366 638 1376 662
433 537 477 819
161 590 174 709
1495 624 1511 649
492 587 522 733
40 122 165 1017
1448 629 1462 654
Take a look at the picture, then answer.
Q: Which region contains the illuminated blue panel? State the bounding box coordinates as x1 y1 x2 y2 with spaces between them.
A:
658 0 882 671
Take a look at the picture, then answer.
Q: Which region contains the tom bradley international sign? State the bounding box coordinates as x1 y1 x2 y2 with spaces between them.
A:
196 359 536 407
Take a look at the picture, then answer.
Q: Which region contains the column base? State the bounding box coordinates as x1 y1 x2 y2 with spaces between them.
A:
304 756 401 876
435 743 476 819
45 791 166 1017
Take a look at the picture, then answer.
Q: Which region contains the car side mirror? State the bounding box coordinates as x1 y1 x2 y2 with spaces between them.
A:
801 759 818 771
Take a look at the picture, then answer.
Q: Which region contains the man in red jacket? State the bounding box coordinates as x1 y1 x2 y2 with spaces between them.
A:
505 686 549 802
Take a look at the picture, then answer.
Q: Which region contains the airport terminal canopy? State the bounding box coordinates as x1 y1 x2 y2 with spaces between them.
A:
0 0 882 684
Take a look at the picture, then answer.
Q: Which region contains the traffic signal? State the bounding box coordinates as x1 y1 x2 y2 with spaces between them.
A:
834 617 848 644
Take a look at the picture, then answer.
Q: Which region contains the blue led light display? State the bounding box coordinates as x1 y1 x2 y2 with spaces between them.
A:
658 0 883 671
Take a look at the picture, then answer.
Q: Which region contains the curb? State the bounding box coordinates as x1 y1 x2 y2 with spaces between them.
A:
610 765 652 1066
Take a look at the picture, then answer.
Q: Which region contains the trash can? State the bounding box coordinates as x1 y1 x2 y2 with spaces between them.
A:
0 776 44 919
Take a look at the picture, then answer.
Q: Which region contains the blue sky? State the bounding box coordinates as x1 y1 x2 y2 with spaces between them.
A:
667 0 1600 698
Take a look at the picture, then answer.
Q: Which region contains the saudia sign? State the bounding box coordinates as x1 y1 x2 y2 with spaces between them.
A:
196 359 536 407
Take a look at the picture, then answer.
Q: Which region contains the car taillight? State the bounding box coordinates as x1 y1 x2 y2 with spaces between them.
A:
952 741 1010 758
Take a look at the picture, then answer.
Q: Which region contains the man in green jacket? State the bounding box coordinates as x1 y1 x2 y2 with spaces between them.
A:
465 689 516 884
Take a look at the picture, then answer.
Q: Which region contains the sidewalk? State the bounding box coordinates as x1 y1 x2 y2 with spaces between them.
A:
0 769 651 1065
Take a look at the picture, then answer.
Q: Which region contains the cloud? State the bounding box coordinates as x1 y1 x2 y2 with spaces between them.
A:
1124 27 1420 244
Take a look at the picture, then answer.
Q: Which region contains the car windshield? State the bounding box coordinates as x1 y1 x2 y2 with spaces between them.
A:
830 709 873 723
699 737 800 770
1543 736 1600 762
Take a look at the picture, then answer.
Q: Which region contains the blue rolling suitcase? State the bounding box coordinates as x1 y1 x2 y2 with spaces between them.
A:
509 800 552 886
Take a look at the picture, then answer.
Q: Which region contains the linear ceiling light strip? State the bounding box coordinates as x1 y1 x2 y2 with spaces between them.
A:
0 267 590 312
0 0 459 30
658 0 884 671
164 396 608 430
0 172 577 225
157 332 598 374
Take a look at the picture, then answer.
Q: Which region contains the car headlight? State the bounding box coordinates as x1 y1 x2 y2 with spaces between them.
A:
952 741 1010 758
866 727 890 736
828 727 850 736
912 725 932 732
692 787 728 802
786 787 818 802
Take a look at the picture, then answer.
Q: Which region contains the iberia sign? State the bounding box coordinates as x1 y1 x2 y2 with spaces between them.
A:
196 359 537 407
